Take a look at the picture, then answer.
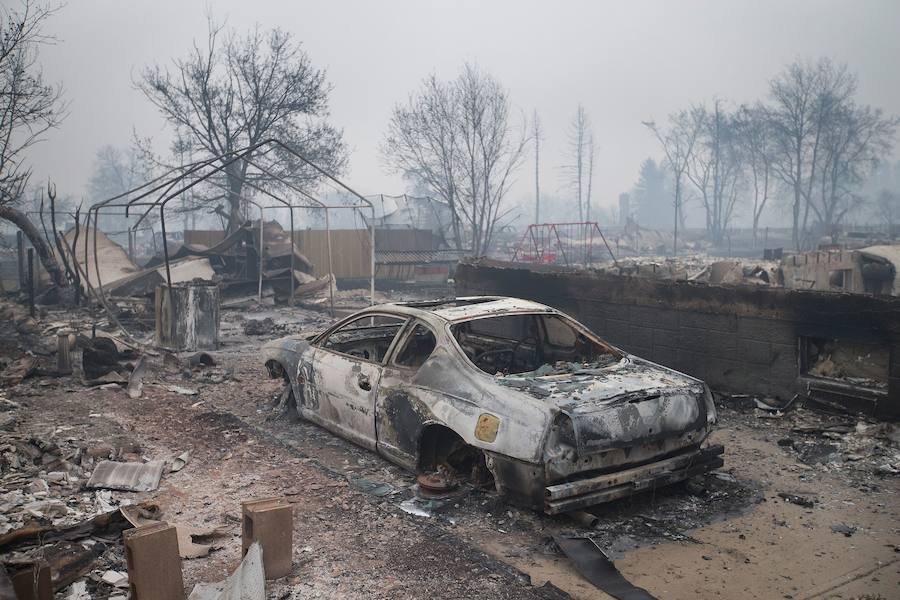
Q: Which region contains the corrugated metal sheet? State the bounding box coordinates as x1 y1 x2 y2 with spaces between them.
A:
188 541 264 600
87 460 165 492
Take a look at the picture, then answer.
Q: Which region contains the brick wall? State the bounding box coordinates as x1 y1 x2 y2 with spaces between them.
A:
456 259 900 420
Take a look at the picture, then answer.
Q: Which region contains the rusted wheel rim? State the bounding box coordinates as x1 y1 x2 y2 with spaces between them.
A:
417 472 458 493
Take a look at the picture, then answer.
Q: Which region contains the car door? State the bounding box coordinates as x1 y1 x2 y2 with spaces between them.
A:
306 313 407 450
375 320 439 468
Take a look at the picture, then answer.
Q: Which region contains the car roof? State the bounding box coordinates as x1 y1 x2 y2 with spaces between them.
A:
369 296 557 323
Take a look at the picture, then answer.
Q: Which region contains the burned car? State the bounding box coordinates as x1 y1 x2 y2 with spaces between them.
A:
263 297 723 514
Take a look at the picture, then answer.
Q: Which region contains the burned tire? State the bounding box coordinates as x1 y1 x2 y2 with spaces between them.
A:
418 425 495 489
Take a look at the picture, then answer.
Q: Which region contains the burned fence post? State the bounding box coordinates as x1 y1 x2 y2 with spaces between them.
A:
242 497 293 580
155 282 220 351
8 560 52 600
27 248 35 317
16 230 24 290
57 328 73 375
325 208 335 317
123 523 184 600
259 211 264 304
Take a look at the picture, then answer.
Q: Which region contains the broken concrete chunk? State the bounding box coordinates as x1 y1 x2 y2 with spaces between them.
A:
188 541 265 600
87 460 164 492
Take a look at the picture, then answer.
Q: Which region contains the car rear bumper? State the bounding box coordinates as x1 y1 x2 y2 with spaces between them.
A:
543 444 725 514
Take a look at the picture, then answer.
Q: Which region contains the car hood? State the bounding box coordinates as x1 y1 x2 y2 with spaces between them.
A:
497 358 699 405
497 358 708 453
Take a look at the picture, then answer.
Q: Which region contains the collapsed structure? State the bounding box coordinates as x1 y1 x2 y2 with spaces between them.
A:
456 258 900 420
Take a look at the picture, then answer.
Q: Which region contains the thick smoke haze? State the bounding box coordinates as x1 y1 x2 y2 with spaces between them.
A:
27 0 900 222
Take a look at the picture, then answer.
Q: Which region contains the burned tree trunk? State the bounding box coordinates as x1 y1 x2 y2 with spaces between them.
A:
0 205 68 289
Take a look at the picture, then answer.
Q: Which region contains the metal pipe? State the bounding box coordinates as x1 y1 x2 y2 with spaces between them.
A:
258 206 264 303
92 209 105 302
289 206 295 304
567 510 599 528
370 217 375 306
160 205 172 289
325 208 335 317
16 231 24 290
27 248 34 317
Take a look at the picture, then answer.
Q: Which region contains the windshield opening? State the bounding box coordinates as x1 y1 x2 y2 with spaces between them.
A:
451 313 622 376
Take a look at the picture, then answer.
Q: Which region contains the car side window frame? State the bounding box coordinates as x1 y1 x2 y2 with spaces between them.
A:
447 310 624 373
389 319 439 370
314 312 409 365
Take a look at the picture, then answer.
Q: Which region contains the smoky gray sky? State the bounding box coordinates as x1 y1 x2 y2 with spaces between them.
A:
27 0 900 217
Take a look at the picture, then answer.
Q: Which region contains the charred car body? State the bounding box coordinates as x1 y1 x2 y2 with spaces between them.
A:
263 297 723 514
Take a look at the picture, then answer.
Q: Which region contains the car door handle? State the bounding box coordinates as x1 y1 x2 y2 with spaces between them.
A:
357 373 371 391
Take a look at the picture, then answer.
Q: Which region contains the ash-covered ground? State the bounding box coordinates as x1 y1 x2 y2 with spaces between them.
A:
1 297 898 599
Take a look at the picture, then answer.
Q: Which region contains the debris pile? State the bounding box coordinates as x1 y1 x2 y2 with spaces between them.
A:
0 402 152 536
593 255 782 286
718 393 900 478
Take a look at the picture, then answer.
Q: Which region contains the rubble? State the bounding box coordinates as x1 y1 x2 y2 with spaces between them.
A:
242 317 278 336
0 278 897 598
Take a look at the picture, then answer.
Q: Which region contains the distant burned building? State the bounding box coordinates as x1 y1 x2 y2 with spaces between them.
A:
781 245 899 296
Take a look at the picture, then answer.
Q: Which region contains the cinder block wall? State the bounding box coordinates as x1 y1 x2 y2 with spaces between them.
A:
455 259 900 420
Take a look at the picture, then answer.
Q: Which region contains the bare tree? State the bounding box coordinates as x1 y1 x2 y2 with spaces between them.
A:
766 58 857 249
563 104 592 221
685 100 744 246
87 145 157 232
0 0 68 286
735 104 775 247
136 17 347 232
383 63 527 255
643 109 702 255
810 102 898 241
